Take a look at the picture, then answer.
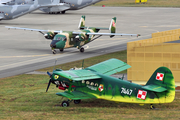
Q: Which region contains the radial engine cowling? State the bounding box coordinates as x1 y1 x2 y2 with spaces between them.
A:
44 31 55 39
76 33 87 41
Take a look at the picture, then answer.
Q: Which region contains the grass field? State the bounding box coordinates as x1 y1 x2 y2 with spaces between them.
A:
95 0 180 7
0 50 180 119
0 74 180 120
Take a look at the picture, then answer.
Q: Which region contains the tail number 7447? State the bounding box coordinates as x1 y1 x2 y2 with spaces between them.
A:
121 87 133 95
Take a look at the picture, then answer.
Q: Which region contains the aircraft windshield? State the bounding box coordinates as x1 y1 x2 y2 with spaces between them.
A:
53 36 66 41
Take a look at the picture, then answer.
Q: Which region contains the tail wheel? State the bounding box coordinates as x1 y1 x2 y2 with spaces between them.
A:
150 104 156 110
61 101 69 107
74 100 81 104
80 47 84 52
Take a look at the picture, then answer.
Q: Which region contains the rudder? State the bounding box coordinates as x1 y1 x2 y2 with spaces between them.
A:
146 67 176 103
78 16 85 29
109 17 116 38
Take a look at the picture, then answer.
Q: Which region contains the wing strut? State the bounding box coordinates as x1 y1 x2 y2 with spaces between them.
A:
80 35 102 47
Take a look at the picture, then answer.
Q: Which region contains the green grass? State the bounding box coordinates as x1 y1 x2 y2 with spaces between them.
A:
0 74 180 120
38 50 127 73
1 50 180 119
94 0 180 7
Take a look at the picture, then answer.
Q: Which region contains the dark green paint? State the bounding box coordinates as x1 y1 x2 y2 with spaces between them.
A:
48 59 176 105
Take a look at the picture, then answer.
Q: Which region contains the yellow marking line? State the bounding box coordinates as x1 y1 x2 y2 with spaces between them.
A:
0 54 51 58
84 45 89 50
140 25 180 28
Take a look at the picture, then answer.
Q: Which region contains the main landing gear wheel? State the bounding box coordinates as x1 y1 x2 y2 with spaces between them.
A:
61 101 69 107
52 50 56 54
80 47 84 52
74 100 81 104
61 11 65 14
59 48 64 52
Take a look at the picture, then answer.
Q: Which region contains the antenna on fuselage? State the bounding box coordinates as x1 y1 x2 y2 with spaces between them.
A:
82 59 84 69
53 59 57 71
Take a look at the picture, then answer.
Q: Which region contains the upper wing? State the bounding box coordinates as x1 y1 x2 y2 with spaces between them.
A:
5 26 62 33
85 58 131 76
53 69 101 81
56 91 96 100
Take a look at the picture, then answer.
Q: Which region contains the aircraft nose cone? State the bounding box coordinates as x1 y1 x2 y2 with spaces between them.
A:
50 44 56 48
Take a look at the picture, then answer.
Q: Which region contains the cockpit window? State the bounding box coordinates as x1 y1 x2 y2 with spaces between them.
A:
62 37 67 41
53 36 67 41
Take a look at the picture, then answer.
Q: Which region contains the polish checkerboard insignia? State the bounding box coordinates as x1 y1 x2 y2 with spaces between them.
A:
156 72 164 81
137 90 147 100
98 84 104 92
112 21 115 27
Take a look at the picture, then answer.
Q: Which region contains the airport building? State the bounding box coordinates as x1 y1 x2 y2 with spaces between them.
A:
127 29 180 83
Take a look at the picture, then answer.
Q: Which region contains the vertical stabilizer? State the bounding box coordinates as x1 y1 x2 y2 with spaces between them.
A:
146 67 176 103
109 17 116 33
109 17 116 38
78 15 85 29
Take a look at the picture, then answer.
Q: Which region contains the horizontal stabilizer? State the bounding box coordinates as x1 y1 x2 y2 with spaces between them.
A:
142 84 167 92
80 27 109 30
87 32 139 36
86 58 131 76
53 69 101 81
56 91 96 100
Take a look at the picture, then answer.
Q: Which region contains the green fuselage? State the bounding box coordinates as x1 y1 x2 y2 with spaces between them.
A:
52 70 175 104
50 28 96 49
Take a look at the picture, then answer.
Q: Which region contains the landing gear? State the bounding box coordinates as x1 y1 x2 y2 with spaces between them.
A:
61 99 81 107
61 101 69 107
49 11 63 14
150 104 157 110
52 49 56 54
61 11 65 14
80 47 84 52
74 99 81 104
59 48 64 52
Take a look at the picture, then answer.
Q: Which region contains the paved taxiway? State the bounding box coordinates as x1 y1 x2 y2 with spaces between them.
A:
0 7 180 78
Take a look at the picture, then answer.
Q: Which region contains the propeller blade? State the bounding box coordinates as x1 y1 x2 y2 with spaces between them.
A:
47 71 52 77
46 79 52 92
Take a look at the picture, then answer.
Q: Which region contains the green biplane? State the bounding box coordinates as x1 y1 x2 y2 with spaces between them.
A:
46 58 176 109
6 16 140 54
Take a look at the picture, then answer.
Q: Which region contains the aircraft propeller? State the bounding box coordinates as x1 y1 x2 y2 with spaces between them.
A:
46 71 52 92
39 31 55 39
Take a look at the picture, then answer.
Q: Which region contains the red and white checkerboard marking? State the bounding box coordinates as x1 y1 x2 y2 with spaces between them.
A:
137 90 147 100
112 21 115 27
156 72 164 81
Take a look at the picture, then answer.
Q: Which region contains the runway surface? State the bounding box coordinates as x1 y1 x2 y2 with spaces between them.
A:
0 7 180 78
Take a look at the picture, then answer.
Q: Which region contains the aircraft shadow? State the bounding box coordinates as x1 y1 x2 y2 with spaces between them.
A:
54 99 150 109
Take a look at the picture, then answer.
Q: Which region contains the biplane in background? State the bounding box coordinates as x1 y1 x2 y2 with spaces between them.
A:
6 16 140 54
46 58 176 109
